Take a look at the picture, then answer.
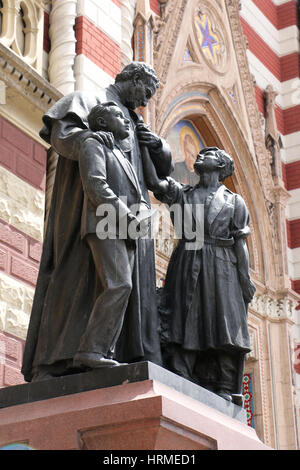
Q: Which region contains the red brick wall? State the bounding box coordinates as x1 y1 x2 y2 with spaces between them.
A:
0 117 45 388
280 52 300 82
0 116 46 191
150 0 160 15
0 219 41 287
275 105 300 136
239 1 300 310
292 280 300 311
0 116 44 285
44 11 50 53
75 16 121 79
241 19 300 82
283 160 300 191
294 342 300 370
255 86 265 116
111 0 121 7
0 330 25 387
277 1 298 30
287 219 300 250
252 0 297 29
253 86 300 138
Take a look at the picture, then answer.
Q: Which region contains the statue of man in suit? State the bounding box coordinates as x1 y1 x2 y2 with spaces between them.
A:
74 102 152 369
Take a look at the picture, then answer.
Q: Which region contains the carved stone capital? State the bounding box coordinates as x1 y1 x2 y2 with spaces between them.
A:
250 291 299 322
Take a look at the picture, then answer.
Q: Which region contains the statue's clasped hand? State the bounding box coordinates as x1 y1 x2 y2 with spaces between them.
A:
240 276 256 304
136 123 162 150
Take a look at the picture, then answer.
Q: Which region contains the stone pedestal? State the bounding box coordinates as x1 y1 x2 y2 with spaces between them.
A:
0 362 270 450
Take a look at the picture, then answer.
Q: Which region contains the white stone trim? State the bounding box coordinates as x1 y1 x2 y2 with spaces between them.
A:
0 166 44 242
247 50 281 94
0 271 34 340
288 247 300 281
247 51 300 110
121 0 136 67
280 78 300 110
272 0 292 5
77 0 122 46
42 49 49 81
286 188 300 221
281 132 300 164
241 0 300 57
74 54 114 94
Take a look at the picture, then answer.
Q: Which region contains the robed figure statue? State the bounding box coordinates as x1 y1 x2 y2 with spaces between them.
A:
22 62 173 382
143 146 256 403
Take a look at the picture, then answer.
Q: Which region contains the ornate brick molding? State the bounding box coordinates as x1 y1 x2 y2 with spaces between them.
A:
225 0 274 202
151 0 295 293
0 42 62 112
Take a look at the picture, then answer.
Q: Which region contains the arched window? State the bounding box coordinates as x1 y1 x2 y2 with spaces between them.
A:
0 0 44 72
15 4 26 56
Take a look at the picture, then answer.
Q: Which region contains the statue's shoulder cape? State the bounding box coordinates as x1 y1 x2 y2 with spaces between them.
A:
40 90 107 143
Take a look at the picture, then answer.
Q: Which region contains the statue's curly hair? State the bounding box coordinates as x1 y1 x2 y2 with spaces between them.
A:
195 147 234 181
115 62 159 88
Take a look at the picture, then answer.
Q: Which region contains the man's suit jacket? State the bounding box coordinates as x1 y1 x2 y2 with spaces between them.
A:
79 137 148 239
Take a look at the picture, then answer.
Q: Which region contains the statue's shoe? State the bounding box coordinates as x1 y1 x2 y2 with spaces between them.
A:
73 352 122 369
31 370 55 382
216 390 233 402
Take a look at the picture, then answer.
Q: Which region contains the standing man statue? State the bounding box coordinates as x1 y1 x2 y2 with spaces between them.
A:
22 62 173 382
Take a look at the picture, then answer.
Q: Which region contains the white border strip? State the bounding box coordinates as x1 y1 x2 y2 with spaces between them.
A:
77 0 122 46
240 0 299 56
74 54 115 94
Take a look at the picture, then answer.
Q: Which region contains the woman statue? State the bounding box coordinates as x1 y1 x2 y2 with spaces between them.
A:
144 146 256 403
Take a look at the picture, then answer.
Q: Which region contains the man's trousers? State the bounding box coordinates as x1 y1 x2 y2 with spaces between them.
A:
78 235 135 357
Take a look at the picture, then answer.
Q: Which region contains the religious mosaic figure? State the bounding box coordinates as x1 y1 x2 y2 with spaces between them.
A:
144 146 256 403
22 62 173 382
168 121 202 186
172 133 200 186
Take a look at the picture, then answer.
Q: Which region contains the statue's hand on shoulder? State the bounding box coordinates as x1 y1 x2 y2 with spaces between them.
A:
136 123 162 151
91 131 114 150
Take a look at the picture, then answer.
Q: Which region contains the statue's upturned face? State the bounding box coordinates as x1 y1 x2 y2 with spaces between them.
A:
194 150 222 175
122 76 157 110
101 106 130 140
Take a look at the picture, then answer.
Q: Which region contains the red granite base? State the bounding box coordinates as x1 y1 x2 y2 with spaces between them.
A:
0 379 270 450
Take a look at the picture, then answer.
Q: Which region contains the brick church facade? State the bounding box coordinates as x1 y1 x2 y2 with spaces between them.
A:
0 0 299 449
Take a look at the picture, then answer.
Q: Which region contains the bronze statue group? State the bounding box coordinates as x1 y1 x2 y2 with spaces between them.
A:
21 62 256 405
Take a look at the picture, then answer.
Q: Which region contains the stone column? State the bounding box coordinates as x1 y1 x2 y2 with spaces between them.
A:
48 0 77 95
121 0 137 67
45 0 77 230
